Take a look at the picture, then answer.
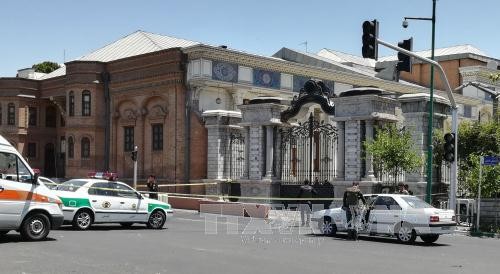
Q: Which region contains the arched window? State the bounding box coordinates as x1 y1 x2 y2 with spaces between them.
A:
81 137 90 159
45 106 57 127
68 91 75 117
82 91 91 116
68 137 74 158
7 103 15 125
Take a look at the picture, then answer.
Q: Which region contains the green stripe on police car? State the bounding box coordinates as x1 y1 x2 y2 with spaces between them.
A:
59 197 91 208
148 203 170 213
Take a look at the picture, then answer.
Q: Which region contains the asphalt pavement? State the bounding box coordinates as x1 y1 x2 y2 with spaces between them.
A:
1 209 499 274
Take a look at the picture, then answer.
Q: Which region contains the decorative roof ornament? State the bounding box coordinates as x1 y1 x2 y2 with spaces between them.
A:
281 80 336 123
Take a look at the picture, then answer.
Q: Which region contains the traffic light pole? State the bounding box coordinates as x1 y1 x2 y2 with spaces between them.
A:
376 38 458 205
402 0 437 204
427 0 436 204
133 145 138 190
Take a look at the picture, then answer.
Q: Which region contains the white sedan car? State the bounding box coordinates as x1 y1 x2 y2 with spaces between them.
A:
312 194 456 244
54 178 172 230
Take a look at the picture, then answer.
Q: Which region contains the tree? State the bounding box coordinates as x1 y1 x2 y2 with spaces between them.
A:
457 120 500 197
32 61 60 73
458 154 500 198
364 124 423 187
432 129 446 183
490 73 500 82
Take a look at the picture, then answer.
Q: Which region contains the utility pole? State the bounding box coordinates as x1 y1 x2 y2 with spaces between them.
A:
402 0 437 203
132 145 138 189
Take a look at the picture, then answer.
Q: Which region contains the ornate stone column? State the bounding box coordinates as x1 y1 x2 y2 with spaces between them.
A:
363 119 376 180
242 126 250 179
265 125 274 178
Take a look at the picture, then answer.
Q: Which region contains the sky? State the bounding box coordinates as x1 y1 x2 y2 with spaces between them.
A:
1 0 499 77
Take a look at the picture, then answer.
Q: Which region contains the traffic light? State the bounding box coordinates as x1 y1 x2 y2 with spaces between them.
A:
443 133 455 162
131 150 137 162
396 38 413 73
362 20 379 60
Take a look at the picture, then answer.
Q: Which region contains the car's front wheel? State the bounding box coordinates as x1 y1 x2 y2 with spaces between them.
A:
20 213 51 241
320 217 337 236
395 223 416 244
72 209 93 230
147 210 166 229
420 234 439 244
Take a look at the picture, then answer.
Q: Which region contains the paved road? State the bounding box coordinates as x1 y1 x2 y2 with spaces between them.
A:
1 210 499 274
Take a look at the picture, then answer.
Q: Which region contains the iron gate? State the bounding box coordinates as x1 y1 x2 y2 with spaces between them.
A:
279 113 338 184
223 130 245 179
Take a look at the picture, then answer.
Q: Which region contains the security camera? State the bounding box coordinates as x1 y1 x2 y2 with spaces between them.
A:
402 20 409 28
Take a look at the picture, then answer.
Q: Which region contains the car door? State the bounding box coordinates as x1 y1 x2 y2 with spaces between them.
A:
0 152 35 229
112 182 146 222
369 196 401 235
87 182 122 223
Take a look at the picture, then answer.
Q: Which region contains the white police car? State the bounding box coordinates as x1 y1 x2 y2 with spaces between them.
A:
53 172 172 230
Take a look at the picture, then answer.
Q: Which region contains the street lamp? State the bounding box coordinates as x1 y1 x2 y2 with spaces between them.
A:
403 0 437 203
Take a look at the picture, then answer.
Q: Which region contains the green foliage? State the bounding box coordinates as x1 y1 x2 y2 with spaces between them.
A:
458 154 500 198
364 124 423 186
457 120 500 198
458 120 500 164
32 61 60 73
432 129 445 168
490 73 500 82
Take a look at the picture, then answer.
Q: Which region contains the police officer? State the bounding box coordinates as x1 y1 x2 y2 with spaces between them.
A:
147 175 159 200
298 180 317 226
343 182 366 240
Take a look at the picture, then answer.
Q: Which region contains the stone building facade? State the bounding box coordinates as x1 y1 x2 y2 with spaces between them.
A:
0 32 205 182
0 31 493 199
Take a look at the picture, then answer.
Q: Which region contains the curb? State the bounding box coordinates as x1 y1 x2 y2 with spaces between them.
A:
469 231 500 238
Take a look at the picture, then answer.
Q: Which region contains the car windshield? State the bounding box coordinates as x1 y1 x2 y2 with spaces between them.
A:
56 180 88 192
401 196 434 209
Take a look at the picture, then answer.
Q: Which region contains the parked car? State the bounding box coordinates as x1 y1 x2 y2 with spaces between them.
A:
38 176 59 190
53 172 172 230
311 194 456 244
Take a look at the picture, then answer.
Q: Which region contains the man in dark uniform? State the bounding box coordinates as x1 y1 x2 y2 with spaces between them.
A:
298 180 318 226
146 175 159 200
343 182 366 239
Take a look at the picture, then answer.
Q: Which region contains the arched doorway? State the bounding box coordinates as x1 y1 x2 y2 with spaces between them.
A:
44 143 56 177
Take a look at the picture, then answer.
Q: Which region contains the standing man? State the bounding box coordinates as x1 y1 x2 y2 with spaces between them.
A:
343 182 366 239
298 180 317 226
396 183 409 195
147 175 159 200
404 184 413 195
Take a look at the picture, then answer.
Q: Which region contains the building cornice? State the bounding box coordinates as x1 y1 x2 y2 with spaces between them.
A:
183 45 483 106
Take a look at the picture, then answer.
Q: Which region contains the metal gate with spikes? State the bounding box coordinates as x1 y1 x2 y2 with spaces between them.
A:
279 113 338 184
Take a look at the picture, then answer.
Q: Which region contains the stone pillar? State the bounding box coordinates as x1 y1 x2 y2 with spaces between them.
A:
265 125 274 178
242 126 250 179
203 110 242 180
336 121 345 180
206 122 224 179
399 93 451 187
344 120 362 181
237 97 286 201
248 125 265 180
364 120 376 180
332 92 399 186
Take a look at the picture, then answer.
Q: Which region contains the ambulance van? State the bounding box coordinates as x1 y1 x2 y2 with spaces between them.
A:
0 134 64 241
